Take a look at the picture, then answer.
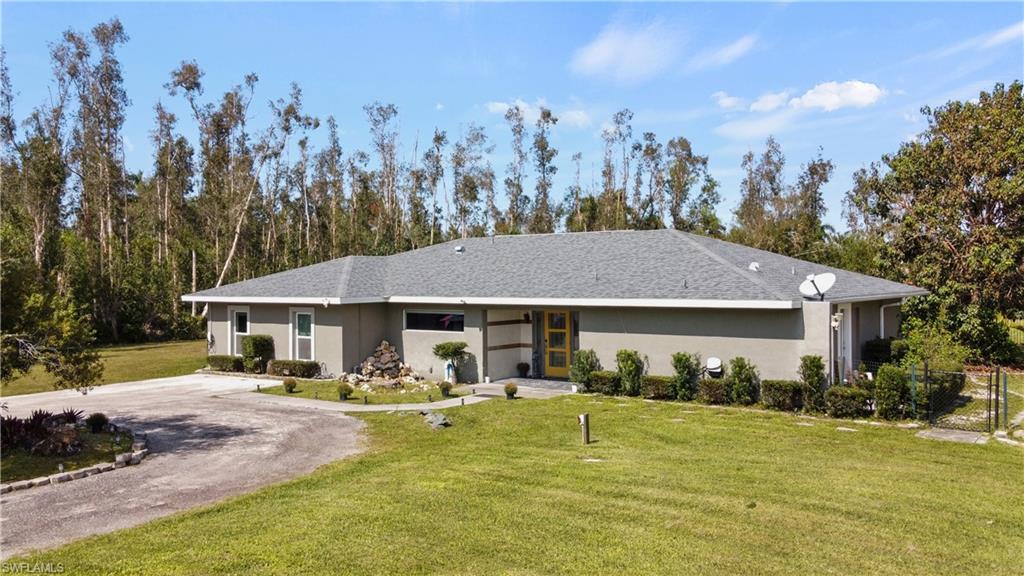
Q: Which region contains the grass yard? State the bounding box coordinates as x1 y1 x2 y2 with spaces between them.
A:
1 340 206 397
14 395 1023 575
1 430 132 483
259 379 463 404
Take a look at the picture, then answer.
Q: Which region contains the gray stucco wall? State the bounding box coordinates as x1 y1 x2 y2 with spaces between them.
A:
386 305 483 382
579 303 831 381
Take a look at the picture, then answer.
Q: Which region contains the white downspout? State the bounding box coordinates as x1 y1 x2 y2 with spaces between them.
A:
879 301 901 339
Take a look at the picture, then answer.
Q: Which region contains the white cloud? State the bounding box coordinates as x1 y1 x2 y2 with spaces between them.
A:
749 91 790 112
570 22 679 83
919 20 1024 60
789 80 885 111
485 98 590 129
715 109 799 140
435 103 444 111
688 34 757 71
560 109 592 129
711 91 744 109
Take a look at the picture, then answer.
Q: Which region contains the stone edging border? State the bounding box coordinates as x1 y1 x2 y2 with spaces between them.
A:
0 424 150 495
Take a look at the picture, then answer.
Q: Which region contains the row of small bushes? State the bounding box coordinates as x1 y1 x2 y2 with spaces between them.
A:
207 354 321 379
571 348 964 421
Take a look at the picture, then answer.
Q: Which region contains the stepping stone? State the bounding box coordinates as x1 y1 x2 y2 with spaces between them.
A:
670 418 685 422
581 458 605 463
916 429 989 444
796 422 814 427
836 427 858 432
897 422 921 429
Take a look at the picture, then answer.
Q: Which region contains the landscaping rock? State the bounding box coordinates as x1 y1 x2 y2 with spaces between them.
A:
359 340 421 380
132 441 147 451
10 480 32 491
96 463 114 473
70 470 88 480
49 473 71 484
82 466 101 476
29 477 51 488
420 411 452 429
0 484 11 494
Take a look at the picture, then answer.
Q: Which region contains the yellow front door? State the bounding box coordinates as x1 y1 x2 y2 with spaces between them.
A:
544 311 571 378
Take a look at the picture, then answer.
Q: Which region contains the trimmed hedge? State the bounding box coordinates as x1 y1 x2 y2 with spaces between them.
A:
670 352 701 401
761 380 803 411
726 357 760 405
616 350 644 396
588 371 621 396
208 355 242 372
825 386 873 418
640 375 674 400
698 378 728 404
874 364 909 420
241 334 275 373
569 349 602 391
267 359 321 378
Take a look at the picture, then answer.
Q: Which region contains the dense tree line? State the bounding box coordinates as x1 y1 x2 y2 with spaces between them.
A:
1 19 1020 389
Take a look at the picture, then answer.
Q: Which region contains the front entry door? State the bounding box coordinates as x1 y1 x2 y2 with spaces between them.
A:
544 311 571 378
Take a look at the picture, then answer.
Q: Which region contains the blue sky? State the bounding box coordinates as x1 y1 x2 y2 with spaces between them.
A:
3 2 1022 230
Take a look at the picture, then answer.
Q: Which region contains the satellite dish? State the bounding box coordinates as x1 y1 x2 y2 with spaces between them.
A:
799 272 837 301
706 357 723 377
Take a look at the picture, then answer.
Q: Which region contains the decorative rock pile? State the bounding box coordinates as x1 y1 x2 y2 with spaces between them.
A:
359 341 420 380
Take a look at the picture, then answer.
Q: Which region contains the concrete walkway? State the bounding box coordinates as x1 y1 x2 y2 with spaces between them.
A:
916 428 990 444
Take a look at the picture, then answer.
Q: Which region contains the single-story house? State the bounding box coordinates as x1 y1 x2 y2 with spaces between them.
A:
182 229 927 383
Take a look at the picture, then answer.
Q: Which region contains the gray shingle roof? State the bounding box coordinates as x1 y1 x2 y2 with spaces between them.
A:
184 229 926 303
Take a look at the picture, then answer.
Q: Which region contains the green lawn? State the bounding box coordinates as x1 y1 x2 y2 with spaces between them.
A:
14 395 1022 575
1 340 207 397
1 430 132 483
259 379 462 404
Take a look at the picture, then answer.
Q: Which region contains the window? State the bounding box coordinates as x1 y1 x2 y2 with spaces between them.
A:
231 308 249 356
405 310 464 332
291 308 314 361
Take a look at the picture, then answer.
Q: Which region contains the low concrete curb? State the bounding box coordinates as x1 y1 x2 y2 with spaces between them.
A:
0 424 150 495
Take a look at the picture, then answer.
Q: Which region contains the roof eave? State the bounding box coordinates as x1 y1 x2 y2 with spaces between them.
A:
826 289 929 304
388 296 802 309
179 295 385 305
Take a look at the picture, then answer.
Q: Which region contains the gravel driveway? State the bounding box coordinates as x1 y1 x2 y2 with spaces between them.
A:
0 375 366 559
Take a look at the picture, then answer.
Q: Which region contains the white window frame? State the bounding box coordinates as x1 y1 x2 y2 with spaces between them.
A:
228 305 251 357
403 309 465 333
289 307 316 361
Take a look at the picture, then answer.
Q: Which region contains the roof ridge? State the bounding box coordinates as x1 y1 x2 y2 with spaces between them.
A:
670 230 791 300
334 256 355 298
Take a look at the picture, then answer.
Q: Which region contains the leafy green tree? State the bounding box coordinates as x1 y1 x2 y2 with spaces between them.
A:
528 107 558 233
846 81 1023 362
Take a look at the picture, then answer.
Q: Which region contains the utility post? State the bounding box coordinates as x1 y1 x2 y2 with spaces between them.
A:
578 413 590 445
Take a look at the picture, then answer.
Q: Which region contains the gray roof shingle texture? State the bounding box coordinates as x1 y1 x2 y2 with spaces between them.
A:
186 229 926 303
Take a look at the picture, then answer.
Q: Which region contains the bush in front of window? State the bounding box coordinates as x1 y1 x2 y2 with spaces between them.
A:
267 360 321 379
241 335 275 373
433 341 468 381
208 355 243 372
726 357 760 405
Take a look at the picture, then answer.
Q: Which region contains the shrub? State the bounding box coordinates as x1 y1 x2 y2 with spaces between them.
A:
241 335 275 373
437 381 454 397
670 352 701 401
799 355 827 411
874 365 909 420
337 382 354 400
569 349 601 390
60 407 84 425
432 341 468 362
726 357 760 405
1 416 24 449
640 375 674 400
504 382 518 399
85 412 109 434
862 338 894 364
267 359 321 378
208 355 243 372
899 323 969 372
516 362 530 377
616 349 645 396
588 371 621 395
283 378 298 394
698 378 728 404
825 386 872 418
761 380 803 411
